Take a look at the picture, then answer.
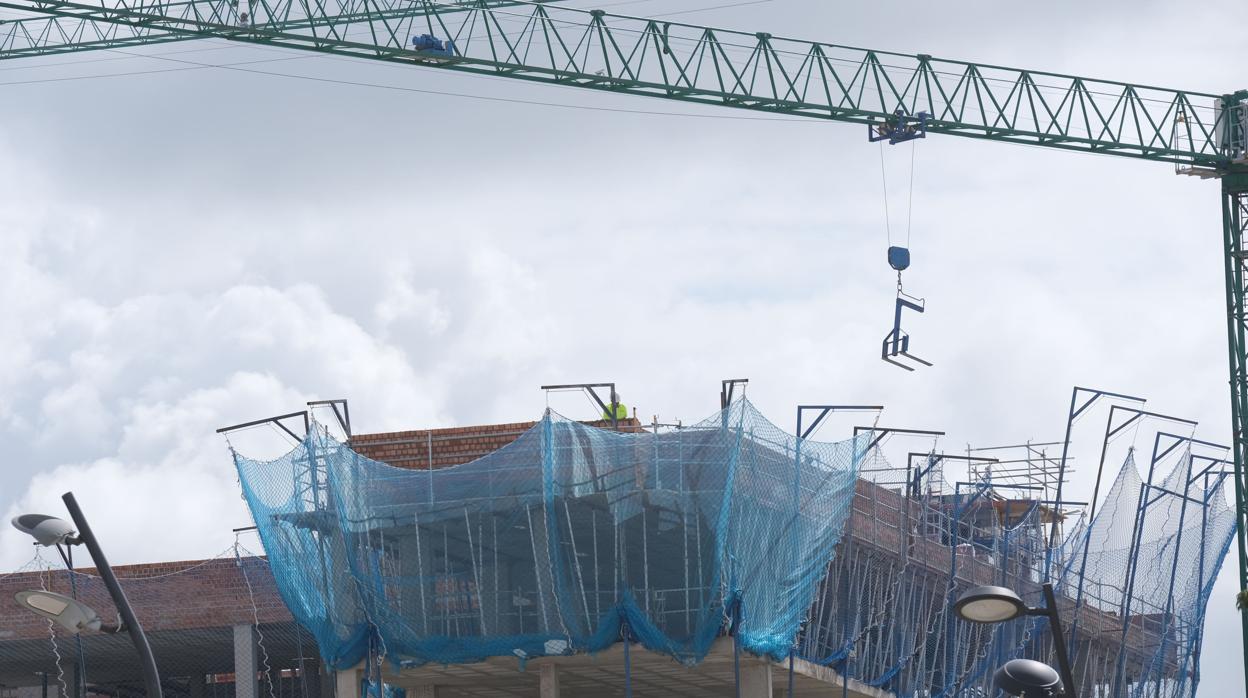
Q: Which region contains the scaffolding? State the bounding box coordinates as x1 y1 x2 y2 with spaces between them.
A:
231 394 1235 697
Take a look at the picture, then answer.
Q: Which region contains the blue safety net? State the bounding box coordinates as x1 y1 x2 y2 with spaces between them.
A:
793 445 1235 697
233 402 1233 697
232 399 868 670
1045 450 1236 697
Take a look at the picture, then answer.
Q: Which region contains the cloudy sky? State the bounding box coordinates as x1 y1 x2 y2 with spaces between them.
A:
0 0 1245 692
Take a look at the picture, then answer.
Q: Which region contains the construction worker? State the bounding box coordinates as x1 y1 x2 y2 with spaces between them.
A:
602 394 628 422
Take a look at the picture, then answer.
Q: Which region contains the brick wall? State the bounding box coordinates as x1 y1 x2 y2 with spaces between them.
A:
0 556 290 642
349 417 643 470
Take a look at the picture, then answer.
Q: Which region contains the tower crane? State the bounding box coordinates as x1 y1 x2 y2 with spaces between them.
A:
2 0 1247 684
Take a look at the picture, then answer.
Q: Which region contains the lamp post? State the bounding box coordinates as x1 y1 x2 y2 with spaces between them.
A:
11 492 163 698
954 583 1078 698
12 513 88 698
14 590 122 634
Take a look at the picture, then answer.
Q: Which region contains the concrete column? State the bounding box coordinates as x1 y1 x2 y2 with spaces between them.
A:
334 665 361 698
738 661 773 698
539 664 560 698
187 671 207 698
318 663 336 698
233 624 260 698
69 659 84 698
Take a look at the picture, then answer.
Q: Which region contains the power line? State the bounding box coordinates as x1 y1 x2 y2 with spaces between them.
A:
0 40 259 73
0 52 310 86
638 0 773 18
7 43 820 125
167 58 815 123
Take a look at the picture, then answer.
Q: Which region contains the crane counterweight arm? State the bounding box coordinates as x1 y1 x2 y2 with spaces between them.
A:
1 0 1243 170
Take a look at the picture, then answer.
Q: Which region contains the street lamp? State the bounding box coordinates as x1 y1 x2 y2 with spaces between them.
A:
954 583 1078 698
14 591 121 634
12 515 78 547
11 492 163 698
993 659 1063 697
953 585 1027 623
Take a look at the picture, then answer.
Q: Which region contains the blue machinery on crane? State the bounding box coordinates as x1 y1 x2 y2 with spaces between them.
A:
869 107 931 146
410 32 454 56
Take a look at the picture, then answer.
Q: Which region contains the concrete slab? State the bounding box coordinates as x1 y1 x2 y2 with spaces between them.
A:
383 639 891 698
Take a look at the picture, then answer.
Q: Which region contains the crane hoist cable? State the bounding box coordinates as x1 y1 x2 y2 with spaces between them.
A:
871 107 932 371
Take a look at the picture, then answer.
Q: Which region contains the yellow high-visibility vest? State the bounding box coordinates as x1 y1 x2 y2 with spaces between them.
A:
602 402 628 421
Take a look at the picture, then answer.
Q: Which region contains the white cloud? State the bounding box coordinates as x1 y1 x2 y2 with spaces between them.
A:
373 267 451 340
0 372 294 568
0 0 1244 691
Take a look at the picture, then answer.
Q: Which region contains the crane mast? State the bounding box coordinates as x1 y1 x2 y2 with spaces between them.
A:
1224 169 1248 682
2 0 1248 686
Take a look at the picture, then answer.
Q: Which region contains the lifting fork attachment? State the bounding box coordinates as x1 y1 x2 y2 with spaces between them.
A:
882 290 931 371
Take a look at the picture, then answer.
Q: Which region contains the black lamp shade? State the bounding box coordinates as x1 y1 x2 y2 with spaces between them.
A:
954 585 1028 624
993 658 1063 697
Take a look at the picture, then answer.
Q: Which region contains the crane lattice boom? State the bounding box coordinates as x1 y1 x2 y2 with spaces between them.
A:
1 0 1244 168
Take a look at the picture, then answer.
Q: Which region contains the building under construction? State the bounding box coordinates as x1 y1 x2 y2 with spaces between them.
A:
0 387 1235 698
228 388 1233 697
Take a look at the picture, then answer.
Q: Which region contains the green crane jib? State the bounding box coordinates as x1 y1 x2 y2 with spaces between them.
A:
0 0 1239 165
2 0 1248 677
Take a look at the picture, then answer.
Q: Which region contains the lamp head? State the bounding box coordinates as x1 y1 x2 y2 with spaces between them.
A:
993 658 1063 697
11 514 78 547
14 591 104 634
954 585 1027 624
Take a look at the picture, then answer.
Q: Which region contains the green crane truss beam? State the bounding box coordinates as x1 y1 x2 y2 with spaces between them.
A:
2 0 1248 685
0 0 1243 171
0 0 553 59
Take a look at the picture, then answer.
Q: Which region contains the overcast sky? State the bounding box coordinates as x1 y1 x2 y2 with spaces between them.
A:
0 0 1245 692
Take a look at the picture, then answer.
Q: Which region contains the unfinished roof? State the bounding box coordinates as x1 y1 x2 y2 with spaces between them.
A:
230 397 1234 697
